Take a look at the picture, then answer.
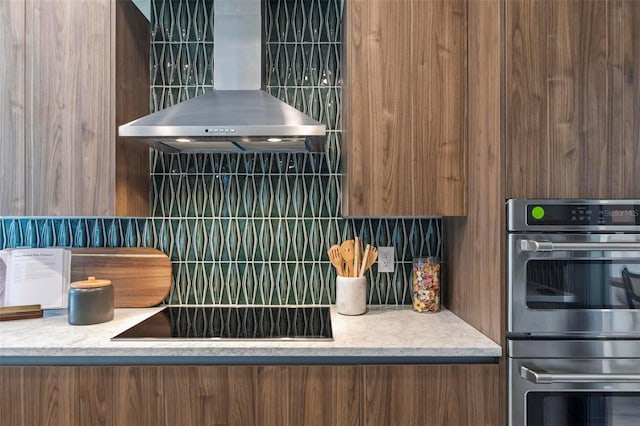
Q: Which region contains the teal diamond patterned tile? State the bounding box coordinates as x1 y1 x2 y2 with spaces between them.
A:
240 219 257 261
209 219 224 261
8 219 24 247
106 219 121 247
0 221 6 249
174 219 191 261
56 220 71 247
72 219 88 247
170 262 191 304
206 262 225 303
223 263 241 304
190 219 211 261
40 219 54 246
187 262 206 304
141 219 155 248
24 219 38 247
123 219 140 247
239 176 255 217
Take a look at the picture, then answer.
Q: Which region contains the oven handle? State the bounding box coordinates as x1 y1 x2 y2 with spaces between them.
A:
521 366 640 384
520 240 640 252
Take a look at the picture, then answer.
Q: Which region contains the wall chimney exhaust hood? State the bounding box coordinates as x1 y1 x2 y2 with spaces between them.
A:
119 0 326 153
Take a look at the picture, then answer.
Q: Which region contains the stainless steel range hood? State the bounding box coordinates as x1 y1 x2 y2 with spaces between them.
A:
119 0 326 153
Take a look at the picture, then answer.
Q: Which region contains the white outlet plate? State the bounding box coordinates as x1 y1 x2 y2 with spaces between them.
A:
377 247 394 273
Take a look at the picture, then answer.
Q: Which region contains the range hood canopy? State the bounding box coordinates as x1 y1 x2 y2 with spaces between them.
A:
119 0 326 153
119 90 326 153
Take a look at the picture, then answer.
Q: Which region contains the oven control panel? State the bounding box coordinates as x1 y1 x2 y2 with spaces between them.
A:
527 204 640 226
507 199 640 231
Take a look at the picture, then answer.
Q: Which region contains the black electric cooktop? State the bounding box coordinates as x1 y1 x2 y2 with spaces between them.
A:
112 306 333 340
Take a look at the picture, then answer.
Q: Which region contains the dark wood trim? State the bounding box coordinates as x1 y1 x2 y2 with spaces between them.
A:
115 0 150 216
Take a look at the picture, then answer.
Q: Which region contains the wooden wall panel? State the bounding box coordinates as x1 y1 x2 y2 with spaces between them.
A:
444 0 502 344
617 0 640 198
443 2 504 422
506 0 640 199
25 0 115 215
363 364 500 426
505 0 549 198
0 1 26 215
344 0 413 216
412 0 467 216
548 1 609 197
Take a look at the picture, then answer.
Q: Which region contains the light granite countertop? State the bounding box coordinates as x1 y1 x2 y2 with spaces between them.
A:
0 305 501 365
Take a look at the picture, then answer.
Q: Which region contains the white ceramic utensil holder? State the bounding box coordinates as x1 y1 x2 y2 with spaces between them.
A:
336 276 367 315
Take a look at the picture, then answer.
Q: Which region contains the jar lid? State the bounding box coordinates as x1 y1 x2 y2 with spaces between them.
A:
70 276 112 289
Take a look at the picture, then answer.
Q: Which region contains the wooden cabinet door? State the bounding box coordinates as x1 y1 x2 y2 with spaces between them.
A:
0 1 26 215
25 0 115 216
344 0 466 217
344 0 413 216
506 0 640 199
412 0 467 217
363 364 500 426
0 1 149 216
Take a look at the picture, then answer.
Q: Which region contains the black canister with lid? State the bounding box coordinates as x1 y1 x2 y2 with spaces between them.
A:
68 276 114 325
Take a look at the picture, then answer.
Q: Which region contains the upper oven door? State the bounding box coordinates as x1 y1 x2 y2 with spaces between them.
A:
508 233 640 337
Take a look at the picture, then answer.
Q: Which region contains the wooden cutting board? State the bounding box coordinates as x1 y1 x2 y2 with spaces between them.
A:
70 248 172 308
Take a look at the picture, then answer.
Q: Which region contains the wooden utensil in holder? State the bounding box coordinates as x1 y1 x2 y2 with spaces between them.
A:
358 245 378 277
339 240 355 277
328 245 346 277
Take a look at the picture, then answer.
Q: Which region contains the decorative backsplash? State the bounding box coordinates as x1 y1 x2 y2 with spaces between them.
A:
0 0 441 306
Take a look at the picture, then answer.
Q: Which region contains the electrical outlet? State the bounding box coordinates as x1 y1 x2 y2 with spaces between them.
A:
377 247 395 273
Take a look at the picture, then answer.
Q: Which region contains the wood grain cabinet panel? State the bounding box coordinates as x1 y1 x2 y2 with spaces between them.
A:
506 0 640 199
616 1 640 197
0 0 149 216
0 1 26 215
344 0 467 216
0 364 500 426
0 365 362 426
363 364 500 426
26 0 115 216
411 0 467 217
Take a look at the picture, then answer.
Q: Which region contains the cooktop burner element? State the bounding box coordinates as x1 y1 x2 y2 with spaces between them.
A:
112 306 333 340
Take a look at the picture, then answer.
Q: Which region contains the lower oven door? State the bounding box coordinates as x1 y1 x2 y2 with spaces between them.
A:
510 357 640 426
508 232 640 337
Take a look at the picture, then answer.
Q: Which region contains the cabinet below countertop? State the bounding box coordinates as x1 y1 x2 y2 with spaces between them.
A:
1 363 500 426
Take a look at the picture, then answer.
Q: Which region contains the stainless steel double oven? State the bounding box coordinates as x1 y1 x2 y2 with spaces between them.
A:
507 199 640 426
